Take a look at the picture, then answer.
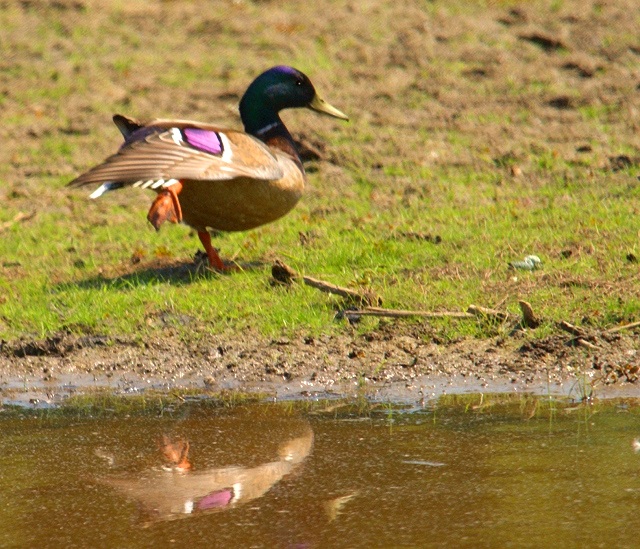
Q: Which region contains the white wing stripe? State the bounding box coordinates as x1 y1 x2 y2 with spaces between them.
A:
170 128 183 146
89 182 115 199
219 132 234 163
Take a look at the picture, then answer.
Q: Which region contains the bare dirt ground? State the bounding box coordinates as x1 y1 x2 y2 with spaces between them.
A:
1 0 639 402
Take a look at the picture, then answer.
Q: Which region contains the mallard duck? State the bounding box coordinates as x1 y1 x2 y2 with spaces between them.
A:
68 65 348 270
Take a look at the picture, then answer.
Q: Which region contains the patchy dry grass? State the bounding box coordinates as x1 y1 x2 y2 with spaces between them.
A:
1 0 639 345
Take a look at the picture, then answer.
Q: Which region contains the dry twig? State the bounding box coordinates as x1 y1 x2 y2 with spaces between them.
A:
605 320 640 334
558 320 587 338
271 260 381 306
345 307 473 319
467 304 509 322
576 338 600 350
302 276 380 306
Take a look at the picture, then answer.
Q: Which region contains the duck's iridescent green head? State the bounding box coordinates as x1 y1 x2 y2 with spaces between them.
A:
239 66 348 135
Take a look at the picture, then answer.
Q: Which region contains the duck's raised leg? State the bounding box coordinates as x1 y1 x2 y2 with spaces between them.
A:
147 182 184 230
197 230 227 271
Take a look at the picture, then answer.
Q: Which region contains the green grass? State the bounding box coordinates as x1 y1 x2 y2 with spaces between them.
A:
1 0 639 344
2 157 637 342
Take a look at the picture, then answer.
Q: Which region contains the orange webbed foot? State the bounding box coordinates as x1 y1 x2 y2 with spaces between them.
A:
147 182 184 231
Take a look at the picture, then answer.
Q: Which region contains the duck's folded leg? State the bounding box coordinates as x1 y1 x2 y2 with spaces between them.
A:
147 181 184 230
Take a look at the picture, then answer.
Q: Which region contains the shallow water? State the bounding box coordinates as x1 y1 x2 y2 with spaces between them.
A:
1 395 640 548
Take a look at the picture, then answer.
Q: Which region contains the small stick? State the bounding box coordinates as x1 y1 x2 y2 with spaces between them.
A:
271 260 381 306
467 304 509 322
558 320 587 338
605 320 640 334
576 338 600 350
347 307 473 319
302 276 380 306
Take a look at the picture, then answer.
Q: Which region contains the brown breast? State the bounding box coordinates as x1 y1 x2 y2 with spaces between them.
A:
176 155 305 232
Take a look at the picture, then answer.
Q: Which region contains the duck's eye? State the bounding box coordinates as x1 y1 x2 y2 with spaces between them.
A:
295 79 303 86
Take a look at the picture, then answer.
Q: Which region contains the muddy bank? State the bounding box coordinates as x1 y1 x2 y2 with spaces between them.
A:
2 327 639 406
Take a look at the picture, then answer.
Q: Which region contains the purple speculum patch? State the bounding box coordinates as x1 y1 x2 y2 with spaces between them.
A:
183 128 223 155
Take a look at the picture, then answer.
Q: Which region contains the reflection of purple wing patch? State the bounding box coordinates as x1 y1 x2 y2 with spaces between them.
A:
197 489 233 510
183 128 223 155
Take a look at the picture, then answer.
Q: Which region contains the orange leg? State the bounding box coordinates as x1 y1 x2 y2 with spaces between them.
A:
198 230 227 271
146 182 228 271
147 182 184 230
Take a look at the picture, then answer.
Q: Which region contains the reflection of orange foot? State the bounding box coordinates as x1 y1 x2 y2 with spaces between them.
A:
160 435 192 471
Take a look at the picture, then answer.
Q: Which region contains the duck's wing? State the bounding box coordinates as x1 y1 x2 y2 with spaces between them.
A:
68 117 285 192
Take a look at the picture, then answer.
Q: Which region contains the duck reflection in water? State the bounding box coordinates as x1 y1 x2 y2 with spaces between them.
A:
97 427 314 526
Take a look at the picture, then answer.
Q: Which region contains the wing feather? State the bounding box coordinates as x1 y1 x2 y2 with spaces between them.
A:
69 123 284 189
